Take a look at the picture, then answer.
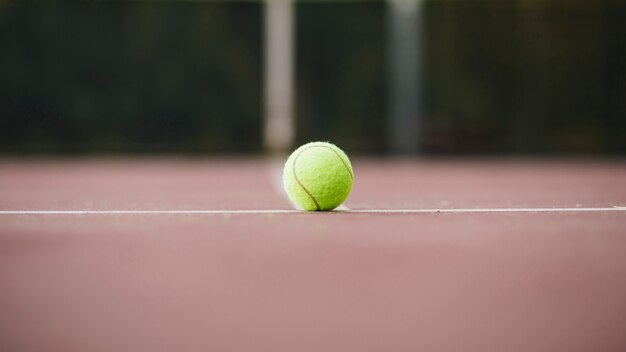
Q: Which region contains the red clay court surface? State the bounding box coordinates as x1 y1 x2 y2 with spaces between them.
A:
1 158 625 352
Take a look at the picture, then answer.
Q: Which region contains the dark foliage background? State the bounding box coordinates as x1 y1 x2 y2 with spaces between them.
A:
1 0 624 154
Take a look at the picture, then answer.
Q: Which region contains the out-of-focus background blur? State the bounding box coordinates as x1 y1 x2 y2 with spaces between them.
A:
1 0 624 156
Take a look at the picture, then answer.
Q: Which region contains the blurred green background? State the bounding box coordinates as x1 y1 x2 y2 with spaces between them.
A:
1 0 624 155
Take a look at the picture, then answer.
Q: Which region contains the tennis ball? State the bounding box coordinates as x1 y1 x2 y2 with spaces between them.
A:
283 141 354 211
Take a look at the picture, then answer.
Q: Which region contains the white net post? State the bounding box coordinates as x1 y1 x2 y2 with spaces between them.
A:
387 0 422 154
264 0 295 153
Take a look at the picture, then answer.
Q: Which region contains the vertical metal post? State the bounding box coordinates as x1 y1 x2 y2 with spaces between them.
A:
264 0 295 153
387 0 422 154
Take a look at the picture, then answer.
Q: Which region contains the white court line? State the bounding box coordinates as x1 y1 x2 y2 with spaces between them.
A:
0 207 624 215
350 207 626 214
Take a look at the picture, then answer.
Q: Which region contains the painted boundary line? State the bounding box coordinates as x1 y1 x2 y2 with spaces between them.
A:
0 207 625 215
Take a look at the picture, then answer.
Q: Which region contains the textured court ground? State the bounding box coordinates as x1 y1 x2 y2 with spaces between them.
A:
1 159 626 352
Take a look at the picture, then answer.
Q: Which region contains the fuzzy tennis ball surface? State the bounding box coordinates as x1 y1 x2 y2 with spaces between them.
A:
283 142 354 211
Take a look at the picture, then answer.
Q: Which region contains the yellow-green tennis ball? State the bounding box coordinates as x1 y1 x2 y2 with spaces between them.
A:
283 141 354 211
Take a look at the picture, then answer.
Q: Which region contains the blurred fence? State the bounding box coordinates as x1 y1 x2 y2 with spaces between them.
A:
1 0 624 155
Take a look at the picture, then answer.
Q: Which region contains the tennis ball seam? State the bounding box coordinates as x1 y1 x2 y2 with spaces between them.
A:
292 146 322 210
291 144 353 211
325 146 354 180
